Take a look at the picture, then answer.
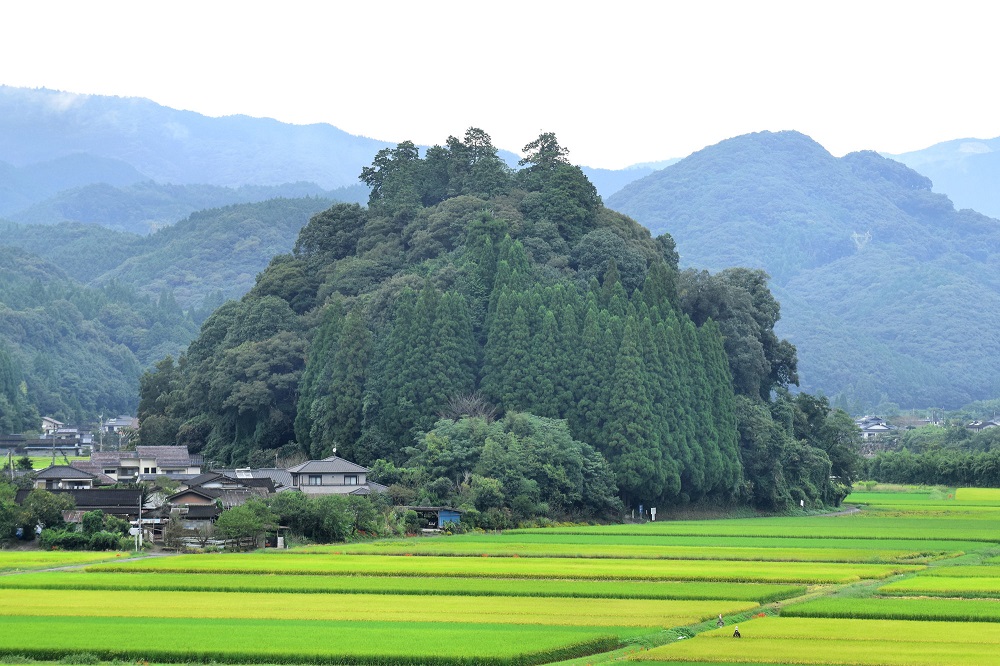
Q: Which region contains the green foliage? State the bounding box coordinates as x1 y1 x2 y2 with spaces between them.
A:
215 499 276 549
0 248 194 421
608 131 1000 410
400 413 622 520
266 493 399 543
138 128 838 514
865 448 1000 487
21 489 74 531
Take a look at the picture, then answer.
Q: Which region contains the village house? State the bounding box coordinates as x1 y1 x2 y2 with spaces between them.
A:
287 455 388 495
855 415 896 441
82 446 203 482
32 465 110 490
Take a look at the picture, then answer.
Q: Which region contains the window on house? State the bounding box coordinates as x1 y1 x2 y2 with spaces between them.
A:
344 475 359 485
143 467 158 474
104 469 116 475
308 475 322 486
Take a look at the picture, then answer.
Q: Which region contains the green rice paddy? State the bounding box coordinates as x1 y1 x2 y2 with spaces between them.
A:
0 570 805 602
89 552 922 582
4 484 1000 665
635 617 1000 665
0 551 133 572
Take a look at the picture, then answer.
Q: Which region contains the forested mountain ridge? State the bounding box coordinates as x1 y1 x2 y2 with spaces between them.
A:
607 130 1000 411
0 247 197 424
7 180 367 235
138 129 859 518
0 86 672 229
0 197 334 424
0 197 335 310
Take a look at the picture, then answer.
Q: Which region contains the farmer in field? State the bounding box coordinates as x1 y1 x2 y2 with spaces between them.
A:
732 626 741 638
716 614 724 627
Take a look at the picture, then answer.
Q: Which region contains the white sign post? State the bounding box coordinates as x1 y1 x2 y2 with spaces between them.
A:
650 507 657 521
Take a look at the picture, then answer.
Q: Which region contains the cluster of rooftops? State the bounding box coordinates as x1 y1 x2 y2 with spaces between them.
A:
13 447 388 527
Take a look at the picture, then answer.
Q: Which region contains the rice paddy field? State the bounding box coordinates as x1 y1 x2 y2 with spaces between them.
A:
2 483 1000 665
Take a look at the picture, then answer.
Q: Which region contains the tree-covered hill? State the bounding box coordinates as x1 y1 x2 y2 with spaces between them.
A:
7 180 367 235
607 131 1000 411
137 129 859 517
0 197 342 424
1 197 336 310
0 247 197 423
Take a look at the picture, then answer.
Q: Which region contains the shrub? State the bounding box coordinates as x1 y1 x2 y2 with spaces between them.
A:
38 529 89 551
87 531 124 551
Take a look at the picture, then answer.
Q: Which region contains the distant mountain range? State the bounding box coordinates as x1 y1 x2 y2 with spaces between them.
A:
889 137 1000 219
608 130 1000 411
0 86 393 189
0 86 672 230
3 85 999 413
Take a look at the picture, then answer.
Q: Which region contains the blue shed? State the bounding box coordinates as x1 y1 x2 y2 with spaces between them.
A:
437 509 462 528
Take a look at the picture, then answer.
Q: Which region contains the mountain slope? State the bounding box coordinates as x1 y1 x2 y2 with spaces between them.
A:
7 180 367 234
0 153 148 215
0 247 198 422
608 131 1000 410
890 136 1000 219
0 197 334 310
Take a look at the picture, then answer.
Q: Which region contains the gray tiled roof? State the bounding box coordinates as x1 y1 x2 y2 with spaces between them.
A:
88 447 202 467
287 455 369 475
35 465 95 480
136 446 199 465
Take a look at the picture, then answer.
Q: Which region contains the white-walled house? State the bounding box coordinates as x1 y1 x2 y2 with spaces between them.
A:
85 446 203 482
287 455 387 495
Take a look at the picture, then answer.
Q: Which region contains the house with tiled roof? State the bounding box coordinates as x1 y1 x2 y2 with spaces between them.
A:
286 455 387 495
31 465 114 490
15 488 144 519
87 446 203 482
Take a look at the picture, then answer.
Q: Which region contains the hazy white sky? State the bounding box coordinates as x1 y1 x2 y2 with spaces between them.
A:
2 0 996 169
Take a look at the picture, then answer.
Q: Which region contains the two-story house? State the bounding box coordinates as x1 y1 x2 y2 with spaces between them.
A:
85 446 203 482
287 455 387 495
